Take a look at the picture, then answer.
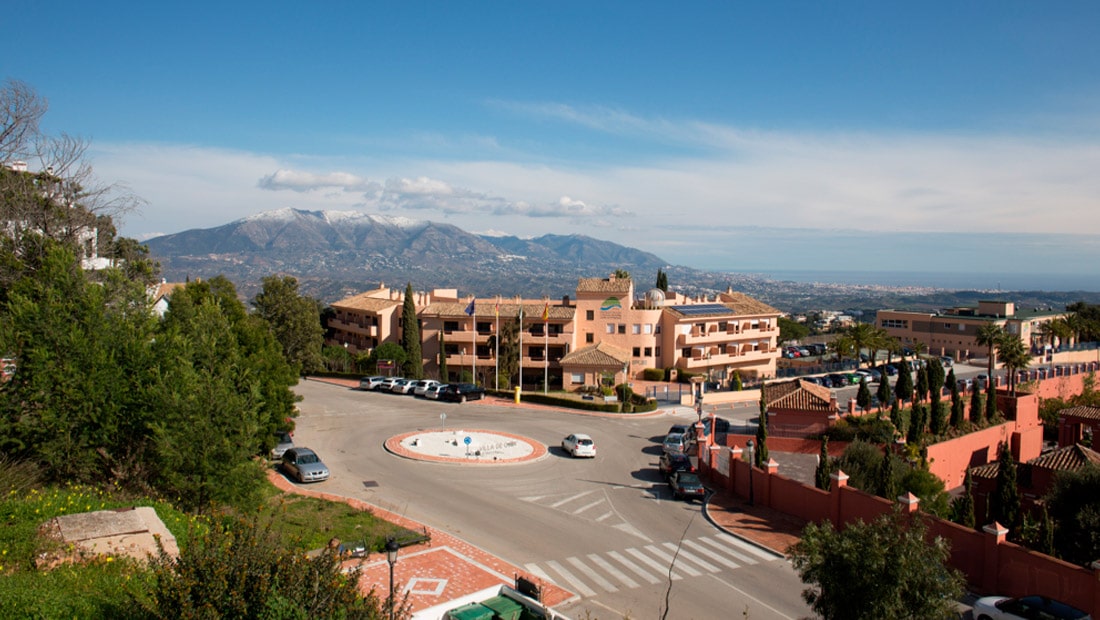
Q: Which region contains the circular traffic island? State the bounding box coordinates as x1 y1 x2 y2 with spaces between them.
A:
385 429 547 464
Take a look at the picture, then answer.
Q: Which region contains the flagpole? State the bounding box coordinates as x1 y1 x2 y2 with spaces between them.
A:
471 299 476 386
494 296 500 390
518 302 523 393
543 300 549 394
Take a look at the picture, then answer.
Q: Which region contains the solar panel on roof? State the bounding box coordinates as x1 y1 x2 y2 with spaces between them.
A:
670 304 731 315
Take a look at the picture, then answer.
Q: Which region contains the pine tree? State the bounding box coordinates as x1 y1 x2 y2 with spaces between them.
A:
815 438 832 491
401 283 423 379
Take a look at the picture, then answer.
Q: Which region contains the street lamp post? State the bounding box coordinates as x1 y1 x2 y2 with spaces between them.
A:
745 439 755 506
385 537 399 620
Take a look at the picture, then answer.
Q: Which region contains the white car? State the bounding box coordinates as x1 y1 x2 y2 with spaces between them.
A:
424 384 448 400
972 595 1091 620
390 379 417 394
359 376 385 390
413 379 441 397
561 433 596 458
376 377 405 391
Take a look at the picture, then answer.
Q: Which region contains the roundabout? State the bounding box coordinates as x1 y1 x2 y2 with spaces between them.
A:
384 429 548 464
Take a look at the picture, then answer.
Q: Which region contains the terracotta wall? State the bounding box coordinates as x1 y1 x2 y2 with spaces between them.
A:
700 451 1100 616
925 422 1016 490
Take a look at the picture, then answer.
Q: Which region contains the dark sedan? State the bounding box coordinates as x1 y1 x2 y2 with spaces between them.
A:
439 383 486 403
668 471 707 502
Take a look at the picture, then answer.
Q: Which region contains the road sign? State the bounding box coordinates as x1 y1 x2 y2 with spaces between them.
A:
463 436 472 445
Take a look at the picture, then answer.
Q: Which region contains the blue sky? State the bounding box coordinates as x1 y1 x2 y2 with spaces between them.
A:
5 2 1100 286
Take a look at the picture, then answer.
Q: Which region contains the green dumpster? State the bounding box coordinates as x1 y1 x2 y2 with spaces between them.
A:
444 602 495 620
481 595 524 620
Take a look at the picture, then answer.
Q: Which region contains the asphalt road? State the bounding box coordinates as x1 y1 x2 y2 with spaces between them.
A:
290 380 813 620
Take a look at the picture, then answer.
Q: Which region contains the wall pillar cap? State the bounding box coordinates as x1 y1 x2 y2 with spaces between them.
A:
898 492 920 505
830 469 849 482
982 522 1010 536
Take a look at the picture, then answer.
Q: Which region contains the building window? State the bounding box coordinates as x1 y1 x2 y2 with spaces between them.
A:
618 324 626 334
644 347 652 357
477 321 491 334
632 324 641 335
644 324 652 334
655 325 661 334
882 319 908 329
606 324 614 334
633 347 641 357
682 347 691 358
655 346 661 357
586 333 594 343
586 310 594 320
718 321 727 331
443 320 459 332
571 372 584 384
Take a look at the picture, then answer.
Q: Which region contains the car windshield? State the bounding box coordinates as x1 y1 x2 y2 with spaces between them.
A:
678 473 702 485
297 453 319 464
577 439 593 446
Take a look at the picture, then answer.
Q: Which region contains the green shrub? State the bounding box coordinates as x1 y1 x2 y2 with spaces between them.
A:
642 368 665 381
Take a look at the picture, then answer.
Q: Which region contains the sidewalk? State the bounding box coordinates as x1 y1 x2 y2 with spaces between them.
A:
704 490 806 556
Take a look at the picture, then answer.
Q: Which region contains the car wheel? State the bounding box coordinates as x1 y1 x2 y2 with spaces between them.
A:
460 394 467 403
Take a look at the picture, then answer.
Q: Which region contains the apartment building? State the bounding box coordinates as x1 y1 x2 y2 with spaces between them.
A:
876 300 1067 360
326 274 782 391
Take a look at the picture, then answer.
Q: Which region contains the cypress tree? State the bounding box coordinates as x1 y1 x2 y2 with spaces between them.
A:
891 398 906 437
950 469 977 528
655 268 669 292
907 403 925 444
857 378 872 413
985 379 998 421
896 360 914 403
438 328 448 381
990 442 1021 533
916 365 930 403
815 438 832 491
969 387 984 425
876 451 898 501
876 372 892 414
401 283 424 379
755 411 769 467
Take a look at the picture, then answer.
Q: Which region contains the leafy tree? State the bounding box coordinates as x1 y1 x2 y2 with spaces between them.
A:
1045 462 1100 564
950 469 977 528
0 241 156 483
401 283 423 379
252 275 324 375
895 359 913 403
731 371 743 391
899 466 951 517
789 509 965 620
613 268 631 280
856 378 872 413
989 442 1021 533
779 316 810 345
372 342 407 374
815 438 832 491
321 344 354 373
836 441 883 492
828 335 855 365
150 279 296 511
655 268 668 292
141 513 392 619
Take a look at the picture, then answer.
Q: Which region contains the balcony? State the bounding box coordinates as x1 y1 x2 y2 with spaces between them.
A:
329 318 378 337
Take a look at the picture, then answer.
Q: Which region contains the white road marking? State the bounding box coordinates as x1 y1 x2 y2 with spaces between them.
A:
572 499 605 515
683 539 742 570
625 547 684 581
544 560 596 597
708 531 785 561
661 542 720 572
698 534 765 564
588 553 639 589
566 556 618 593
551 490 595 508
607 550 662 585
644 544 703 576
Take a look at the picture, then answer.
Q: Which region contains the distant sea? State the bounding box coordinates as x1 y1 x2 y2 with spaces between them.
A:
753 270 1100 293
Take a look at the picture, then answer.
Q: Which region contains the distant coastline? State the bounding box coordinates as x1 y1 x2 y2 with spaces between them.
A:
746 270 1100 293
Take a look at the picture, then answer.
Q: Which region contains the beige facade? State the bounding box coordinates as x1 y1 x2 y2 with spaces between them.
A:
326 275 782 390
876 300 1067 360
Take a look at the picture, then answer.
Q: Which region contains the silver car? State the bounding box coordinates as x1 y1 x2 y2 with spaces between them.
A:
281 447 330 483
270 432 294 460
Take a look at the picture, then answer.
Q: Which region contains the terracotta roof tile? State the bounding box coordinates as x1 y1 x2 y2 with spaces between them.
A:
330 292 401 312
716 291 783 316
763 379 836 412
1059 406 1100 421
421 301 574 320
1028 444 1100 471
560 342 631 367
576 277 633 294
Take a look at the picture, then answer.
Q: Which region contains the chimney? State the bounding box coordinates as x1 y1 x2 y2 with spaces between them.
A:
562 295 570 306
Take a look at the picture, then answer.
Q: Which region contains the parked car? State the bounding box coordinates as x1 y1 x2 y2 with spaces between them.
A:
390 378 417 394
424 383 448 400
270 431 294 460
975 374 990 389
281 447 330 483
879 364 898 376
658 452 695 479
561 433 596 458
827 373 850 387
413 379 441 397
439 383 486 402
668 471 706 501
956 378 974 392
972 594 1091 620
359 376 385 390
797 348 811 357
376 377 405 391
711 416 731 433
663 433 693 455
862 368 882 382
939 356 954 367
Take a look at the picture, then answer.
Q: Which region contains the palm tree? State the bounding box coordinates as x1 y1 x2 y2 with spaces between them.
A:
976 323 1004 382
829 335 855 366
846 323 886 369
996 332 1031 396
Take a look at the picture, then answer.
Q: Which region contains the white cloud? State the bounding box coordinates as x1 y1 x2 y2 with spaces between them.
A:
258 169 374 193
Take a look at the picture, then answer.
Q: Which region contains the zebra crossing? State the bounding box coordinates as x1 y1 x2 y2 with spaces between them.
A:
524 534 782 597
519 488 651 540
